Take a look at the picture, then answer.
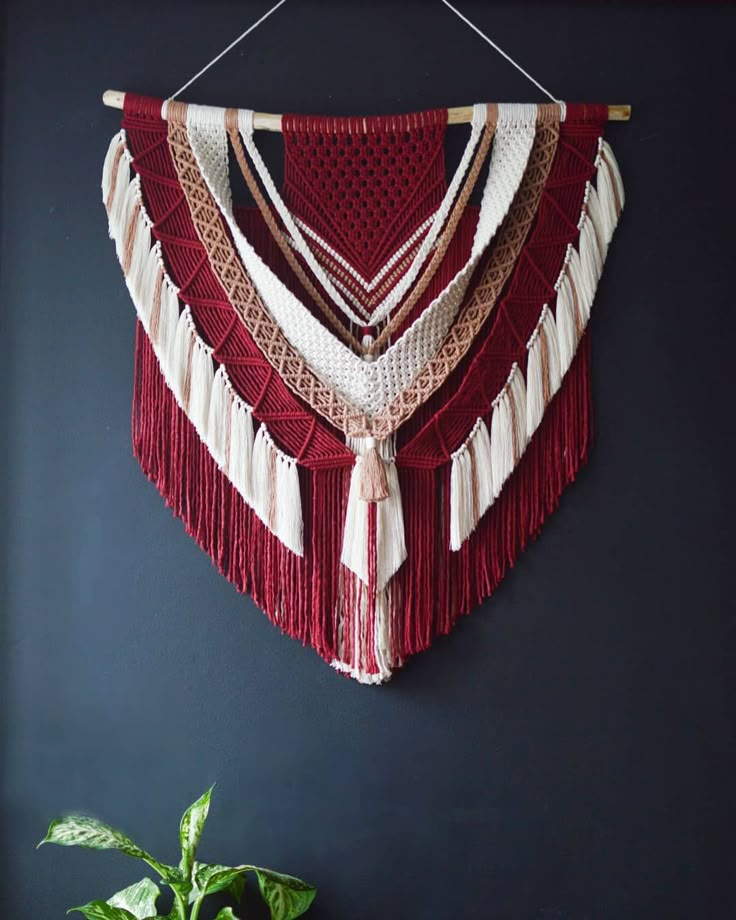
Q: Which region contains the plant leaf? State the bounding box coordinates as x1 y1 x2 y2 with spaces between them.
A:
40 816 148 857
254 868 316 920
107 879 161 919
179 786 214 878
214 910 240 920
193 862 252 898
227 874 246 904
68 902 138 920
39 815 171 878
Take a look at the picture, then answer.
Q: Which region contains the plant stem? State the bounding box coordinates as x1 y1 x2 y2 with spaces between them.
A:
189 895 206 920
172 890 189 920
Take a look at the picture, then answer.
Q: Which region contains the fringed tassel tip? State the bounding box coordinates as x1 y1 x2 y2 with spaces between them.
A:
102 131 304 558
330 659 395 685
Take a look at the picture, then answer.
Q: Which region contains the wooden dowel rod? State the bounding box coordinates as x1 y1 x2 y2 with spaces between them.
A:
102 91 630 127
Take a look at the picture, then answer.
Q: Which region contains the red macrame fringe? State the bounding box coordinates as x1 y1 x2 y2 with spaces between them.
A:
132 320 593 675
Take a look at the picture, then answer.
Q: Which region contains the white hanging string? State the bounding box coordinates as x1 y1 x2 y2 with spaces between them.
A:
170 0 290 99
438 0 561 103
169 0 560 105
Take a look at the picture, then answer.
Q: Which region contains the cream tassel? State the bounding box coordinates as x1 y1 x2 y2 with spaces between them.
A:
188 338 215 438
555 271 578 374
601 140 625 216
250 426 272 525
526 306 561 438
341 437 406 589
449 418 492 551
170 308 195 408
491 363 527 498
273 453 304 556
154 269 180 362
101 131 124 207
228 395 255 505
207 367 231 469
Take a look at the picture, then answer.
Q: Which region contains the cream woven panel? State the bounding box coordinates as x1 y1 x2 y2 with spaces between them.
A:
186 104 537 415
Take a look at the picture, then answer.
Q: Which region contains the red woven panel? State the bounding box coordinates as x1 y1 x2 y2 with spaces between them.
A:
282 109 448 279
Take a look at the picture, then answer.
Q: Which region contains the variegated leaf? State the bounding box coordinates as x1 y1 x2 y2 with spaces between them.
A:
187 860 243 903
68 901 137 920
179 786 214 877
227 873 246 904
193 862 251 898
39 815 170 878
107 879 160 919
255 868 316 920
40 816 148 859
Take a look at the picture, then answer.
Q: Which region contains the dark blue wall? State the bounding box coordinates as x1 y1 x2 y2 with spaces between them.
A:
2 2 734 917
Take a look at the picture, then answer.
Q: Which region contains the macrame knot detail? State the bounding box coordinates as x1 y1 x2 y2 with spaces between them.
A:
359 440 390 502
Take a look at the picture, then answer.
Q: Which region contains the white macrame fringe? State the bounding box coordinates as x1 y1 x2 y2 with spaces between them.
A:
448 137 624 549
102 130 303 557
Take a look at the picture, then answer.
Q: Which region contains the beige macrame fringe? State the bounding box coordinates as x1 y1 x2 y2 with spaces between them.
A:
101 130 304 556
449 140 624 549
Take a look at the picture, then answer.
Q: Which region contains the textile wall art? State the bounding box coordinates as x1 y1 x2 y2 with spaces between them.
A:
101 90 623 683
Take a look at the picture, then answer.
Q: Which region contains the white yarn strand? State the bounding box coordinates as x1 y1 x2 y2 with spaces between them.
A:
169 0 290 99
438 0 561 104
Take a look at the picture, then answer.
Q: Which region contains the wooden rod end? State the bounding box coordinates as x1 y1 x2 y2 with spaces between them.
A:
608 104 631 121
103 89 125 110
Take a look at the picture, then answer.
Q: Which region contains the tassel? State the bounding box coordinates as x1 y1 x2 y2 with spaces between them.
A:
228 395 255 504
207 366 231 468
359 439 390 501
101 131 123 207
601 140 625 216
526 306 560 437
250 426 272 525
567 249 593 325
450 449 473 552
114 176 140 266
274 455 304 557
188 338 215 438
132 242 160 333
491 363 527 499
106 142 131 236
155 271 180 362
449 418 492 550
171 308 195 408
555 272 578 373
342 438 406 588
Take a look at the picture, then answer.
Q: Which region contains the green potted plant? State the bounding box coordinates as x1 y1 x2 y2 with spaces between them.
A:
39 786 316 920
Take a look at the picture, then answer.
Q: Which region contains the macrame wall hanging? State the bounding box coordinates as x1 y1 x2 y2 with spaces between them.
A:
101 0 628 683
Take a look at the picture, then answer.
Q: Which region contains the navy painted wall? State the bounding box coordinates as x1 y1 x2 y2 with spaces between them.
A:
2 2 734 917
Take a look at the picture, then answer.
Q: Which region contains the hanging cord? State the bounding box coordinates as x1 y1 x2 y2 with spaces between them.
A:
169 0 560 105
170 0 290 99
438 0 561 104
